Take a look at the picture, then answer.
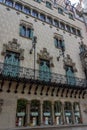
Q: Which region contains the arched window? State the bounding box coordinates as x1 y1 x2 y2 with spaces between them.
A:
73 102 82 124
64 102 73 124
30 100 40 126
43 101 52 125
54 101 63 125
16 99 28 127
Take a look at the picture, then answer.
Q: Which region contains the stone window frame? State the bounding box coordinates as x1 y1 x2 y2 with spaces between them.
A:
20 20 34 40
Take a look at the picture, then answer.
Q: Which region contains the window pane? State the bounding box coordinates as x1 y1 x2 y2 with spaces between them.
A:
32 10 38 18
26 28 31 38
40 14 45 21
47 17 52 24
0 0 3 2
20 26 26 36
5 0 13 7
24 7 31 14
54 20 59 27
46 1 51 9
15 3 22 11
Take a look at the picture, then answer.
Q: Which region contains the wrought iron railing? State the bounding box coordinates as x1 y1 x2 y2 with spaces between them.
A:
0 62 86 89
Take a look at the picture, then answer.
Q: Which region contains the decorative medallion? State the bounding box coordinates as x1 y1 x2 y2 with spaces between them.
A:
1 38 24 60
37 48 54 67
63 54 77 72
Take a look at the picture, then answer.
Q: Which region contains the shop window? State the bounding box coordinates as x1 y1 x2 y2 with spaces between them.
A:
54 19 59 27
73 102 82 124
40 13 46 21
43 101 52 125
47 16 52 24
15 2 22 11
20 24 33 39
58 7 63 14
32 10 38 18
5 0 13 7
66 66 76 85
46 1 52 9
54 37 65 51
54 101 63 125
30 100 40 126
3 51 20 77
64 102 73 124
23 6 31 14
39 59 51 82
16 99 28 127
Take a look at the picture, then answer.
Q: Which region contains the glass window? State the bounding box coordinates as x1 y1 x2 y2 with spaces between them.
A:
71 27 76 35
36 0 42 3
58 8 63 14
69 13 74 19
73 102 81 124
66 25 71 32
54 37 65 51
15 2 22 11
40 13 45 21
47 16 52 24
32 10 38 18
5 0 13 7
46 1 52 9
77 29 81 36
60 22 65 30
20 25 26 37
54 20 59 27
24 7 31 14
54 101 63 125
64 102 73 124
0 0 3 3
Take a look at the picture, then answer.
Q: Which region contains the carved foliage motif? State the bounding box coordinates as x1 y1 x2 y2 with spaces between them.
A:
1 38 24 60
37 48 54 67
63 54 77 72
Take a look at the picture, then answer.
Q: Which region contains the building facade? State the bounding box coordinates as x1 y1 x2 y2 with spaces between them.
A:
0 0 87 130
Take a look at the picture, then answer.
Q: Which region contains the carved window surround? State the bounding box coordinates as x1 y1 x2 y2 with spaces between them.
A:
37 48 54 67
20 20 33 29
54 33 63 40
63 54 77 72
1 38 24 60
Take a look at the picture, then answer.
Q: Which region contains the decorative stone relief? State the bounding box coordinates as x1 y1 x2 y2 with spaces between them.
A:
0 99 3 113
63 54 77 72
1 38 24 60
37 48 54 67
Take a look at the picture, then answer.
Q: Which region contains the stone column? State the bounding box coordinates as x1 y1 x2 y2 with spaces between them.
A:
62 102 66 124
40 101 43 125
26 101 31 126
71 102 75 124
52 102 55 125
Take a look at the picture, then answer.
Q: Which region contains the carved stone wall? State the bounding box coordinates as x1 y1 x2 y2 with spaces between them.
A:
37 48 54 67
1 38 24 60
63 54 77 72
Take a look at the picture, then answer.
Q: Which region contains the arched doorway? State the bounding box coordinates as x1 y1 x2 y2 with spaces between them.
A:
16 99 28 127
30 100 40 126
54 101 63 125
43 101 52 125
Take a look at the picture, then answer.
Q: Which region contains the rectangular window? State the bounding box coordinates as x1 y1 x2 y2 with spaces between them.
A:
66 25 71 32
23 7 31 14
5 0 13 7
69 13 74 19
46 1 52 9
77 29 81 37
54 20 59 27
15 2 22 11
54 37 65 51
36 0 42 3
20 25 33 39
47 16 52 24
71 27 76 35
58 8 63 14
32 10 38 18
60 22 65 30
40 13 45 21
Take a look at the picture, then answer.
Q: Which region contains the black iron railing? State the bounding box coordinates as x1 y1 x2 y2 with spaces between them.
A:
0 62 87 89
